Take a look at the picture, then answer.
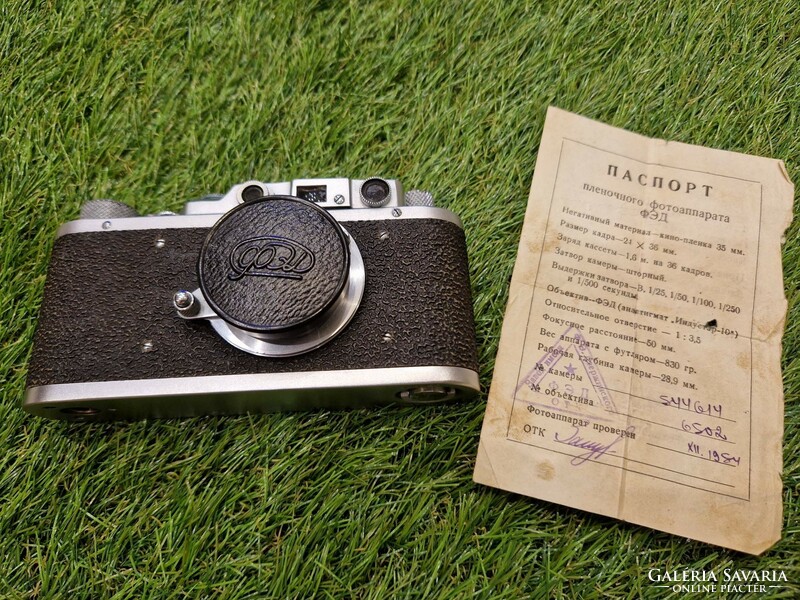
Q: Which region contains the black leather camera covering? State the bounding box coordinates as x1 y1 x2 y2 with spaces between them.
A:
199 196 349 332
27 218 478 386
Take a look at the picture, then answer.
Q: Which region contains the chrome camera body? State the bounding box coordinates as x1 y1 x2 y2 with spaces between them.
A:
24 177 479 420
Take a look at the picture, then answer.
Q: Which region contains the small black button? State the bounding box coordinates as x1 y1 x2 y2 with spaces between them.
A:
241 185 264 202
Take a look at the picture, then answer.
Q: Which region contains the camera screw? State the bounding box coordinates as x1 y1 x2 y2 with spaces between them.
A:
173 290 193 309
102 221 112 230
334 194 345 205
173 290 200 317
381 332 395 343
378 230 389 241
391 208 402 217
141 340 154 353
155 238 165 248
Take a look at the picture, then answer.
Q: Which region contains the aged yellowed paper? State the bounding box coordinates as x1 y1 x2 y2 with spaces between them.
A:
474 107 793 554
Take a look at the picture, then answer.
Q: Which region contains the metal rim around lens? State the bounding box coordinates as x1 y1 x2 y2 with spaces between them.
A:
207 229 365 357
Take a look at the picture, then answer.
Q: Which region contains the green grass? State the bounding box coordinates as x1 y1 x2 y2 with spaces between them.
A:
1 0 799 597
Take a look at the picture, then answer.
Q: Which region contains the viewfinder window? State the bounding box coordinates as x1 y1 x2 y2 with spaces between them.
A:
296 185 328 204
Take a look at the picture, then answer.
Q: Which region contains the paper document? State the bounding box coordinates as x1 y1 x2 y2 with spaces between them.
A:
474 107 793 554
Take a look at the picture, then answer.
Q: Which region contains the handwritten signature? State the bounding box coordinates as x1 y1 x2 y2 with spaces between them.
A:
553 426 632 466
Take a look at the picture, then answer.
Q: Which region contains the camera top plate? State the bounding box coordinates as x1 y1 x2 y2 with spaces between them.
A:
198 195 350 333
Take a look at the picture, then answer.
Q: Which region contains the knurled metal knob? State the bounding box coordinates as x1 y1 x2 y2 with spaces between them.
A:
359 178 392 208
80 200 140 219
404 189 435 207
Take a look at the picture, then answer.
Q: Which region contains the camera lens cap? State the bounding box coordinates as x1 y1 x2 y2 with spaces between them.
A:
198 195 350 333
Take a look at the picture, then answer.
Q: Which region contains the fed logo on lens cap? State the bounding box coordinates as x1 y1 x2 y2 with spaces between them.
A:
227 235 316 281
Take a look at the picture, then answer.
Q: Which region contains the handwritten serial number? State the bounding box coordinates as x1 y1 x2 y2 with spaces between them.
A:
681 419 728 440
660 395 723 418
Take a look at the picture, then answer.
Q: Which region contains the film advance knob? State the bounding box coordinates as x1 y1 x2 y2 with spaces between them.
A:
403 190 435 207
80 200 140 219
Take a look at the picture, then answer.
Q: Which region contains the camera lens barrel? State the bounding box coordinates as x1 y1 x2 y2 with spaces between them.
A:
197 195 365 356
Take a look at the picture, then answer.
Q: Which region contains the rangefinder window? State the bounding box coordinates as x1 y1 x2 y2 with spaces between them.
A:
360 178 390 206
296 185 327 204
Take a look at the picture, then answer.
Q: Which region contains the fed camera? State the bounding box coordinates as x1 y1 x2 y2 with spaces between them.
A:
25 177 479 419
